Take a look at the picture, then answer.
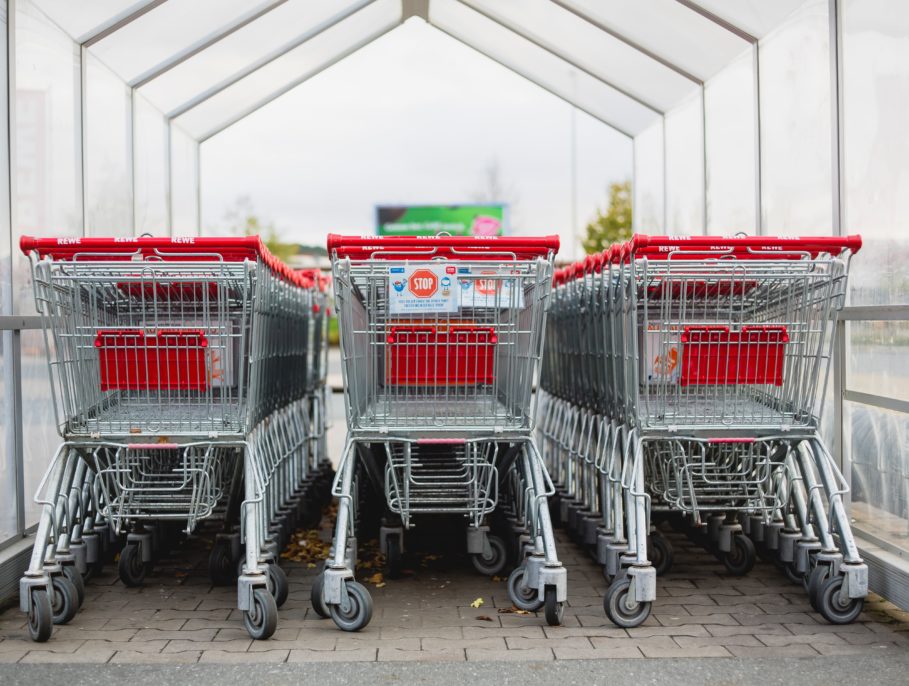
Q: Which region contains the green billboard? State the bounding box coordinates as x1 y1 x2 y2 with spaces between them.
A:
376 204 508 237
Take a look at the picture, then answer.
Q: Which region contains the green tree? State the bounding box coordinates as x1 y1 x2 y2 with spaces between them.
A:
223 195 298 262
582 180 632 254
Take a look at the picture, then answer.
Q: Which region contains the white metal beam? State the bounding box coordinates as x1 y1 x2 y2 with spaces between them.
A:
81 0 168 47
674 0 758 44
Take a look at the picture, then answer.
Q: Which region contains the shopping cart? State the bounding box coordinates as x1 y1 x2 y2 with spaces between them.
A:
541 234 867 628
18 235 330 642
315 233 566 631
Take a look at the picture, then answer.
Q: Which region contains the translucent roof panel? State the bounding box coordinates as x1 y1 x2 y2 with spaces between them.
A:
174 0 402 140
31 0 153 42
555 0 750 81
139 0 367 116
429 0 658 136
686 0 809 39
461 0 697 112
88 0 272 84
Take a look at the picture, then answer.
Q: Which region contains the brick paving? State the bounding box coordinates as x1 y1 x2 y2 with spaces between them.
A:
2 526 908 664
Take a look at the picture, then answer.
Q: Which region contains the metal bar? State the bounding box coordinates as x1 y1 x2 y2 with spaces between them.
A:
839 305 909 321
829 0 845 237
165 119 173 234
700 86 707 233
458 0 664 114
753 43 763 234
549 0 703 84
11 329 25 537
431 24 635 139
130 0 289 88
197 22 400 144
81 0 169 48
673 0 759 44
167 0 376 120
843 390 909 416
0 316 43 330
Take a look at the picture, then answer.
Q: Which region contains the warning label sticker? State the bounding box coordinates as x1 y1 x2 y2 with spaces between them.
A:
388 265 458 314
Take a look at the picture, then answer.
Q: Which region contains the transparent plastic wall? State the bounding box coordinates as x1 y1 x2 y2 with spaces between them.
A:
12 0 80 530
663 92 704 235
841 0 909 553
133 95 169 235
84 53 132 236
632 121 663 233
170 125 199 235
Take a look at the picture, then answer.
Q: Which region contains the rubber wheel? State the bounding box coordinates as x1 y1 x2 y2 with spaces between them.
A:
118 543 147 587
267 563 289 608
780 560 803 585
27 588 53 642
50 575 78 625
62 564 85 609
385 536 403 580
649 534 674 577
543 585 564 626
507 566 543 612
807 564 832 611
816 574 864 624
208 541 238 586
310 573 329 619
329 580 373 632
721 535 756 576
243 587 278 640
471 535 507 576
603 576 652 629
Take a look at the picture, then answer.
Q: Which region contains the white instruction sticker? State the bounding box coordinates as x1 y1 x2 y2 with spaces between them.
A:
457 268 525 309
388 264 458 314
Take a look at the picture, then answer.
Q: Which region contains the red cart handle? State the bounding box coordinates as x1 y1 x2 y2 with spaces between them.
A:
327 233 560 261
622 234 862 260
20 235 315 289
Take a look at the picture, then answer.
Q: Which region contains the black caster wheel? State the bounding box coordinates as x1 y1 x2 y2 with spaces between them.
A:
543 585 564 626
50 575 79 625
816 574 864 625
27 588 53 642
782 560 804 585
807 564 832 611
310 573 329 619
62 565 85 609
118 543 148 587
208 540 238 586
471 535 507 576
243 587 278 640
267 563 289 608
329 580 373 632
648 534 674 577
721 535 756 576
385 536 403 580
603 576 651 629
507 566 543 612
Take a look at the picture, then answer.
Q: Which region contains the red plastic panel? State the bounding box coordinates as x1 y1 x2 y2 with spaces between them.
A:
679 325 789 387
385 326 496 386
95 329 209 391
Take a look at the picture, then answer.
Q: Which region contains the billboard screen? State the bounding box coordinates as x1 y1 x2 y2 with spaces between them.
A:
376 204 508 236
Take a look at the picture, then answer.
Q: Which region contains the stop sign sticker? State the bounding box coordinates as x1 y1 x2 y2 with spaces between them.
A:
388 265 457 314
408 269 438 298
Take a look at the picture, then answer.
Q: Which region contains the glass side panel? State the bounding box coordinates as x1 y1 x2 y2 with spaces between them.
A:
134 94 169 235
14 0 82 314
175 0 403 140
139 0 365 115
170 125 198 235
429 0 658 136
88 0 261 84
759 0 832 234
461 0 697 112
633 121 664 233
0 332 14 544
664 93 704 235
84 53 132 236
848 321 909 405
842 0 909 305
554 0 750 81
704 49 756 233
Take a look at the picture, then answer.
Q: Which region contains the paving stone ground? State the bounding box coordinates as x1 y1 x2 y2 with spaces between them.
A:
2 522 908 665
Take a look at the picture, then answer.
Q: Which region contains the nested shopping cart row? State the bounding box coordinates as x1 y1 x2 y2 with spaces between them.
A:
539 234 868 628
18 235 332 642
313 234 567 631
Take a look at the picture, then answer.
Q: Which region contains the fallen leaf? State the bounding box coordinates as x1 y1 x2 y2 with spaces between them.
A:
492 576 506 582
476 615 493 622
497 606 531 615
366 572 384 585
470 597 484 609
307 563 316 569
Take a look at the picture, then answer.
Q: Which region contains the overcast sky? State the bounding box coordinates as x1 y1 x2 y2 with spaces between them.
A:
199 17 632 262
